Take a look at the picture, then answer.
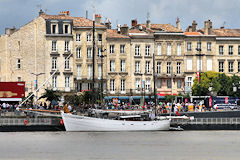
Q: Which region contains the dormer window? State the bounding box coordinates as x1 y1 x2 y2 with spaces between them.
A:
52 25 56 34
51 23 58 34
64 24 69 34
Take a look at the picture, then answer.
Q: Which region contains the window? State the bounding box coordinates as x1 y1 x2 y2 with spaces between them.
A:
136 78 140 91
77 65 82 78
207 59 212 71
65 41 69 52
238 46 240 55
197 42 201 51
145 78 150 91
88 65 92 79
52 57 57 70
121 60 126 72
17 77 21 82
145 61 150 74
177 43 181 56
135 61 140 73
167 43 171 55
157 62 161 74
76 82 82 92
135 45 140 56
65 76 70 88
110 60 115 72
52 24 57 34
197 59 202 71
177 79 181 88
87 33 91 41
98 64 102 79
157 43 161 55
17 59 21 69
52 76 57 88
98 34 102 41
187 77 192 87
76 48 81 59
228 61 234 73
219 61 224 72
52 41 57 51
121 79 126 92
88 83 92 90
177 62 181 74
157 79 162 88
76 34 81 41
64 25 69 34
167 79 171 88
238 62 240 72
87 48 92 58
229 46 233 55
110 79 115 92
120 45 125 54
167 62 171 74
110 45 114 54
145 45 150 56
187 42 191 51
98 48 102 57
187 58 192 71
207 42 211 51
219 46 224 55
65 57 70 69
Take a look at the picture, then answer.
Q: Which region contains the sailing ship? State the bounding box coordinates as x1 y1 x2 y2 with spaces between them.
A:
61 111 170 131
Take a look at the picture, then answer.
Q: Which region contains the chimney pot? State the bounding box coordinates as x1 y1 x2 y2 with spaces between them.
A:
176 17 181 30
131 19 137 28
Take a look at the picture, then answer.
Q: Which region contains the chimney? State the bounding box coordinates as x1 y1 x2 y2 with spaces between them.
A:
204 19 212 35
146 20 151 29
59 11 70 16
176 17 181 30
105 18 112 29
120 24 129 35
5 27 16 35
192 20 197 32
86 10 88 19
95 14 101 24
186 26 192 32
39 9 44 16
117 24 121 33
131 19 137 28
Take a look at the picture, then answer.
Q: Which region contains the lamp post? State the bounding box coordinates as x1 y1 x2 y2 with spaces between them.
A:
31 72 45 103
196 39 204 96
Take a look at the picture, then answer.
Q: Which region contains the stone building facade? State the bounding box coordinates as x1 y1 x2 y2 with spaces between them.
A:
1 10 240 102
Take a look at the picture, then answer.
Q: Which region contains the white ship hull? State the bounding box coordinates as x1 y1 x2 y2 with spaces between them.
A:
61 112 170 131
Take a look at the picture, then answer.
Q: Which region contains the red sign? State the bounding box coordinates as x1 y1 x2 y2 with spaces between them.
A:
0 82 25 98
225 97 228 104
196 72 200 83
185 98 188 103
209 97 212 107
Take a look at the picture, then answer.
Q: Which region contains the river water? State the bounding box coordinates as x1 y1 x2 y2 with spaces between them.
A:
0 131 239 160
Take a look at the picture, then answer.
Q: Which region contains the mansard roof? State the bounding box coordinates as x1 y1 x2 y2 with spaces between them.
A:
140 24 183 33
40 14 105 28
106 29 130 39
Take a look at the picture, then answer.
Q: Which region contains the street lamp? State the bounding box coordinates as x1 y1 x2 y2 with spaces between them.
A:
31 72 45 102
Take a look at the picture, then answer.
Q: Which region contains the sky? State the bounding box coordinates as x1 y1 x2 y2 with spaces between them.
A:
0 0 240 34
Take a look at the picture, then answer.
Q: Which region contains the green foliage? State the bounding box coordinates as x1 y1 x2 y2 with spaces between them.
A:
39 89 61 102
192 71 240 96
165 95 175 103
22 92 34 108
64 94 83 106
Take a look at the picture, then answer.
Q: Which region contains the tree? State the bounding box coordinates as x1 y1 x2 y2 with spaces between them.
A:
39 89 61 105
217 73 231 96
21 92 34 108
64 94 83 106
192 71 221 96
165 95 175 103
